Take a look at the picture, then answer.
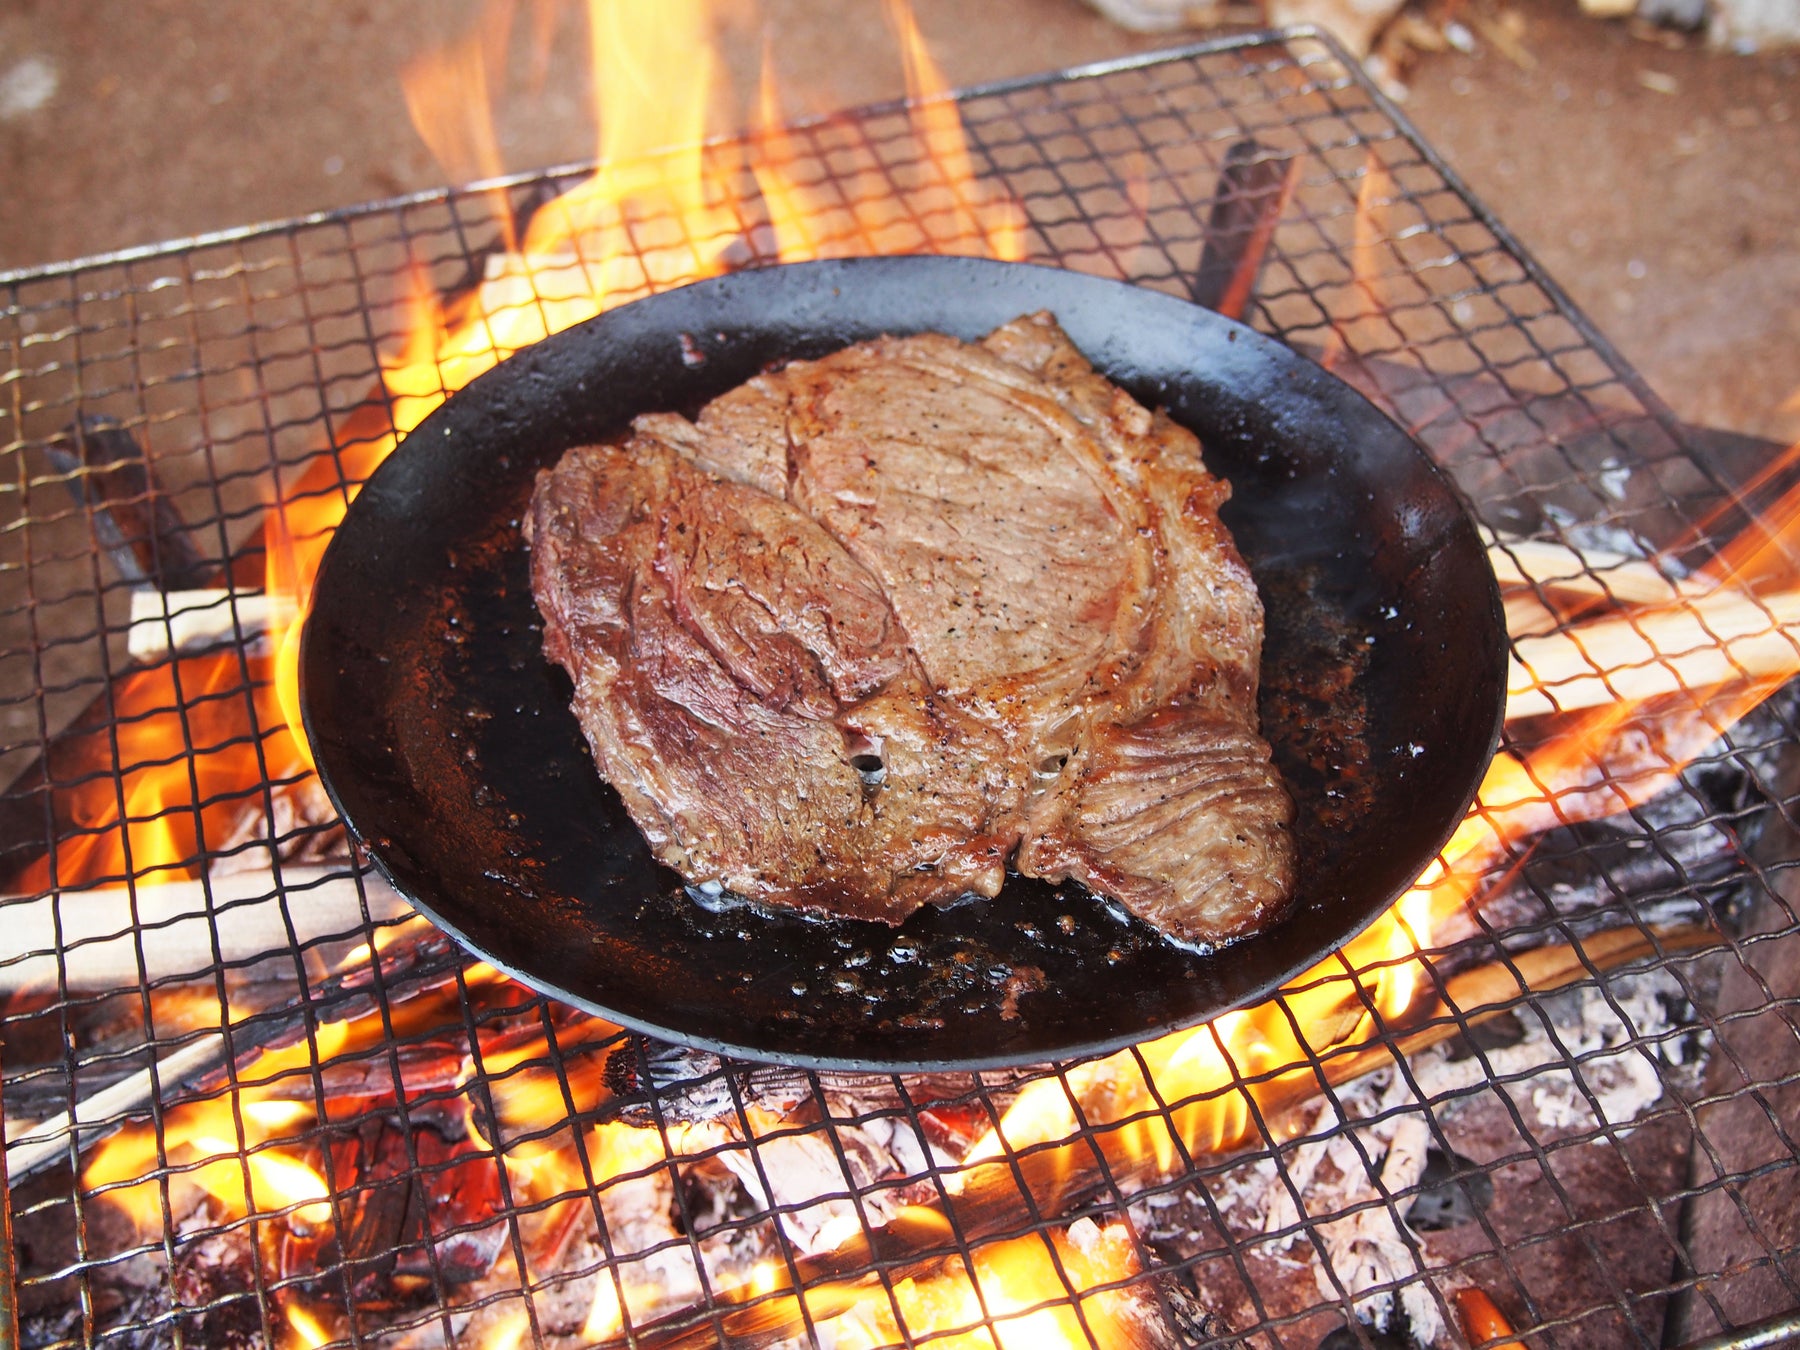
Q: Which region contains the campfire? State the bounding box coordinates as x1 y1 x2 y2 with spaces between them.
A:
3 7 1797 1349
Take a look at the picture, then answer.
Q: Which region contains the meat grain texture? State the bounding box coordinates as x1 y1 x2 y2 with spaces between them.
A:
527 314 1294 948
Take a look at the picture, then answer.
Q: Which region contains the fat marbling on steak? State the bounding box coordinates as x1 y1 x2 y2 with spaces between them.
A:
526 313 1294 947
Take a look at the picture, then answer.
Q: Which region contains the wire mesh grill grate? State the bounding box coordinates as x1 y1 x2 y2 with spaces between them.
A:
2 29 1797 1350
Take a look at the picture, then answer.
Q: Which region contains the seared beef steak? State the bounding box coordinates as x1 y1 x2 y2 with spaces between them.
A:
527 314 1294 946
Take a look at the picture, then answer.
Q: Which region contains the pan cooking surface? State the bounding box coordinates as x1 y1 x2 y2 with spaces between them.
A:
301 257 1505 1070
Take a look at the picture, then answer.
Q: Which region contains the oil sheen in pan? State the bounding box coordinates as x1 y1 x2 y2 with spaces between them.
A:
300 256 1507 1071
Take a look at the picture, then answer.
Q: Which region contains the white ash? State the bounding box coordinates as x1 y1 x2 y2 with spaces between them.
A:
1250 1077 1446 1344
718 1109 930 1255
594 1168 705 1320
1165 967 1701 1346
1596 457 1633 502
1536 506 1665 577
1410 967 1701 1134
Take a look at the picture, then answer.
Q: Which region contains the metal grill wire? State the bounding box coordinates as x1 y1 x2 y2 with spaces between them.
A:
0 29 1794 1349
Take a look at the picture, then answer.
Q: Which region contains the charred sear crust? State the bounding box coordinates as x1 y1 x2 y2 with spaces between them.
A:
528 314 1295 946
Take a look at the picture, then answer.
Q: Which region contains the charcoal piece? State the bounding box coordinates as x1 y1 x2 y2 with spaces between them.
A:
18 1306 84 1350
278 1118 507 1304
603 1038 737 1127
1445 1011 1526 1061
1159 1269 1231 1342
166 1231 264 1349
1405 1148 1495 1232
676 1161 756 1237
1478 682 1800 950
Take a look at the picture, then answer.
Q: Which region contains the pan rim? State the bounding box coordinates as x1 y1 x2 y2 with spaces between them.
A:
301 255 1507 1071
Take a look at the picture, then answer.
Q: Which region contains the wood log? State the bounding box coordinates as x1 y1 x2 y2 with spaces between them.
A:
1509 585 1800 719
4 1033 227 1183
0 865 413 994
126 589 295 661
1482 529 1706 606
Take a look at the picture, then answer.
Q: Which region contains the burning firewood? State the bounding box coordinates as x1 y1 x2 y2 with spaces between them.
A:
125 588 295 661
0 864 412 996
613 925 1713 1349
715 1093 936 1256
1508 585 1800 719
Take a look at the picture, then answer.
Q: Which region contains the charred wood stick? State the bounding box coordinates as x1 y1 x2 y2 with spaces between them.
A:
3 1031 228 1183
0 865 413 994
46 416 211 592
621 926 1716 1350
1190 138 1300 321
1508 585 1800 720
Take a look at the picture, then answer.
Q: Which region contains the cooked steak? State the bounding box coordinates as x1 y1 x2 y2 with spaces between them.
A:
527 314 1294 946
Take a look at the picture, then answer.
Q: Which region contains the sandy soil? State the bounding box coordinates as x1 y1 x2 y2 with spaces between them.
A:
1 0 1794 441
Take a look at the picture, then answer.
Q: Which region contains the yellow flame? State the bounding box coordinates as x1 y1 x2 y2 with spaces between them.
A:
284 1302 331 1350
84 1021 355 1229
481 1309 533 1350
832 1220 1146 1349
401 0 518 250
751 37 817 262
583 1275 625 1341
192 1138 333 1231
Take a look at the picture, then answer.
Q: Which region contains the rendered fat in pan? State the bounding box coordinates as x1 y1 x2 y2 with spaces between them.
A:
300 256 1507 1072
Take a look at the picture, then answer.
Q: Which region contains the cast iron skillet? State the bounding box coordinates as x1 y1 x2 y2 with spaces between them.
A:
301 256 1506 1071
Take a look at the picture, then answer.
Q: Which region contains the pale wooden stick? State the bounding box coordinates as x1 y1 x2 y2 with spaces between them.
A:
126 589 295 661
0 866 413 994
1482 528 1705 606
1509 586 1800 720
4 1032 227 1182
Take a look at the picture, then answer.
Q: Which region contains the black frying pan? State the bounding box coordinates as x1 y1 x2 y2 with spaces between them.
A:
301 256 1506 1071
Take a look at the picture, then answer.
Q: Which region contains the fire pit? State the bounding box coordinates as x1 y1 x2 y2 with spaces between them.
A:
2 27 1797 1350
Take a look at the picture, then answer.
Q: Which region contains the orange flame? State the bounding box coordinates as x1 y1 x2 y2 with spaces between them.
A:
18 651 312 893
400 2 517 251
283 1302 331 1350
83 1020 351 1231
831 1219 1150 1349
885 0 1025 262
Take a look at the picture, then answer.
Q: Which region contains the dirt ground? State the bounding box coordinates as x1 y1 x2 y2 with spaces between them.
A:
1 0 1795 444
